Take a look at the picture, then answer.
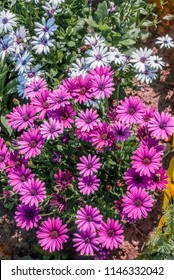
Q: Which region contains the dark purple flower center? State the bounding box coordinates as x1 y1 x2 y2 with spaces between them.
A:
86 215 92 222
50 230 58 239
2 17 8 24
14 161 20 168
20 175 26 182
134 175 142 183
80 87 86 95
153 174 160 183
61 112 69 120
99 84 105 90
42 101 49 108
134 199 142 207
84 237 90 243
143 157 151 165
128 107 135 115
143 116 150 122
31 189 37 196
108 229 115 237
58 197 65 204
28 72 35 78
33 86 40 92
26 210 34 219
85 118 91 124
96 54 102 61
87 163 93 169
0 155 4 163
23 115 29 121
44 26 49 32
100 133 108 140
159 123 166 129
140 57 147 63
49 128 55 133
117 130 123 135
30 140 37 148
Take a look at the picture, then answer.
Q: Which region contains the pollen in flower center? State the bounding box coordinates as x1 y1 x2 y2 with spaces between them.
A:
143 157 151 165
134 199 142 207
31 189 37 196
0 155 4 163
99 84 105 90
85 118 91 124
30 140 37 148
80 87 86 95
87 163 93 169
128 107 135 115
140 57 146 63
84 237 90 244
61 112 69 120
159 123 166 129
86 215 92 222
108 229 115 237
20 175 26 182
50 230 58 239
96 54 102 61
42 101 49 108
23 115 29 121
33 86 40 92
100 133 108 140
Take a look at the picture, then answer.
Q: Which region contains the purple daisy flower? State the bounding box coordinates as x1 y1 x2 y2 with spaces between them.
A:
122 187 154 220
148 168 168 191
54 169 74 191
78 175 100 195
30 89 51 120
73 228 99 255
148 111 174 140
124 168 150 190
131 145 162 177
0 141 10 171
71 74 93 104
75 205 102 231
75 108 99 132
6 104 37 132
89 65 114 78
25 77 47 99
37 217 69 253
47 86 70 111
40 118 63 140
77 154 102 177
17 128 44 159
49 193 67 213
141 106 155 125
48 104 76 129
6 150 28 173
91 73 114 99
116 96 146 124
98 218 124 250
89 122 113 150
7 164 35 193
112 121 131 141
15 204 41 231
19 178 46 207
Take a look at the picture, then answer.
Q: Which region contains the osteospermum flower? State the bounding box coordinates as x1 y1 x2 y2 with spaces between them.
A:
124 168 150 190
131 145 162 177
0 141 10 170
71 74 93 104
7 104 37 132
15 204 41 231
91 74 114 99
131 47 152 72
141 106 155 125
112 121 131 141
25 77 47 99
89 65 114 78
17 128 44 159
19 178 46 207
135 66 157 84
108 47 126 65
77 154 102 177
148 112 174 140
31 36 55 55
0 34 14 61
73 228 99 256
54 169 74 191
78 175 100 195
30 88 51 120
148 168 168 191
116 96 146 124
34 17 57 39
0 10 17 33
90 122 113 150
122 187 154 220
49 193 67 213
37 217 68 253
147 55 165 70
6 150 28 173
84 34 105 47
86 45 110 69
156 34 174 48
40 118 63 140
47 86 70 111
75 205 102 231
75 108 99 132
98 218 124 250
49 105 76 129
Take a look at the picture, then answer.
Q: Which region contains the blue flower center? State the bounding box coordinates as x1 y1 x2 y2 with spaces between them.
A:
2 17 8 24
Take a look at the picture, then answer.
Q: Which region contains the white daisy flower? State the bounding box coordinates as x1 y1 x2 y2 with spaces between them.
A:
0 10 17 34
86 45 110 69
108 47 126 65
15 51 33 74
42 2 61 17
156 34 174 48
130 47 152 72
10 26 29 55
34 17 58 40
31 36 55 54
147 55 165 70
135 66 157 84
0 34 15 61
69 57 87 77
84 34 105 47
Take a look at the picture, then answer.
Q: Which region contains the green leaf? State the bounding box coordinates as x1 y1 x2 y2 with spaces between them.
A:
0 115 12 136
119 39 136 46
95 1 108 22
67 41 76 47
66 26 73 36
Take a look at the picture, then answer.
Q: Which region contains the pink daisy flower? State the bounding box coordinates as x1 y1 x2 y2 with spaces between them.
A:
89 65 114 78
75 205 102 231
124 168 150 190
25 77 47 99
49 194 67 213
54 169 74 191
77 154 102 177
112 121 131 141
15 204 41 231
37 217 69 253
141 106 155 125
148 168 168 191
19 178 46 207
90 122 113 150
75 108 99 132
30 89 51 120
18 128 44 159
78 175 100 195
71 74 93 104
40 118 63 140
91 74 114 99
75 129 91 142
122 187 154 220
148 111 174 140
73 228 99 255
62 77 77 95
6 104 37 132
47 86 70 111
7 164 35 193
116 96 146 124
98 218 124 250
48 105 76 129
6 150 28 173
0 141 10 171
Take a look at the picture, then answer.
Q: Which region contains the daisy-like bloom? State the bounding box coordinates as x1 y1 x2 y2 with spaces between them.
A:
108 47 126 65
124 168 150 190
54 169 74 191
148 112 174 140
15 204 41 231
74 128 91 142
78 175 100 195
69 57 87 78
135 66 158 84
112 121 131 141
10 26 29 55
86 45 110 69
40 118 63 140
75 205 102 231
71 74 92 104
6 104 37 132
131 47 152 72
47 86 70 111
0 141 10 170
89 122 114 150
31 35 55 55
0 10 17 33
42 2 61 17
89 65 114 78
15 51 33 74
141 106 155 126
49 193 67 213
30 88 50 119
0 34 15 61
84 34 105 47
122 187 154 220
147 55 165 70
17 128 44 159
91 73 114 99
24 77 47 99
6 150 28 173
37 217 68 253
142 137 164 155
148 167 168 191
73 228 99 256
49 0 65 7
75 109 99 132
131 145 162 177
116 96 146 124
34 17 57 39
20 178 46 207
77 154 102 177
7 164 35 193
156 34 174 48
98 218 124 250
49 105 76 129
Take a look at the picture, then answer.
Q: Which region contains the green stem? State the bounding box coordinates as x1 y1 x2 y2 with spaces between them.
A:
40 212 55 217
